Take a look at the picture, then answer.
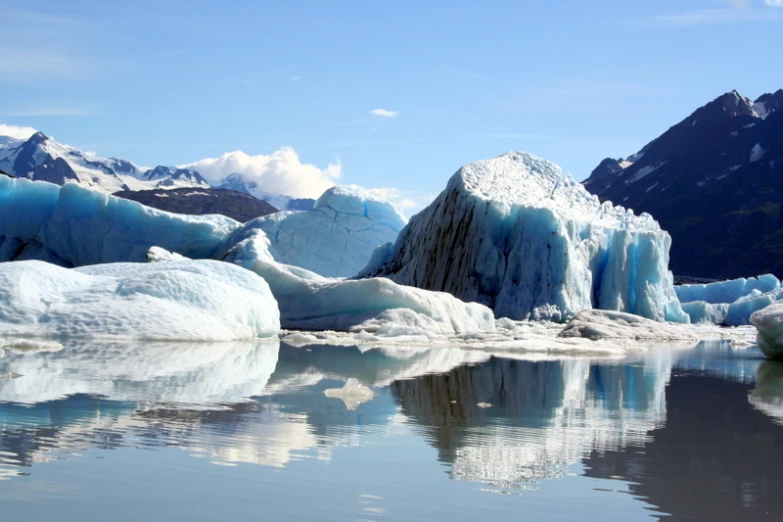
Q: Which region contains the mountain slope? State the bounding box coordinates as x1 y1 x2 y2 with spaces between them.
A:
113 187 278 222
0 128 210 193
583 89 783 279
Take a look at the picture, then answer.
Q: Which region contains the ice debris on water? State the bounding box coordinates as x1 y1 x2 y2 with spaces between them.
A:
324 378 376 410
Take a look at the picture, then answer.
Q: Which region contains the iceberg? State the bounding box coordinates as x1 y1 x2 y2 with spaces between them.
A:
220 185 406 277
220 238 495 334
363 152 687 323
750 302 783 359
0 259 279 341
677 274 783 326
0 176 238 267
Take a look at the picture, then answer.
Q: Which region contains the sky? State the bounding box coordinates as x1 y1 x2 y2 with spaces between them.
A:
1 0 782 212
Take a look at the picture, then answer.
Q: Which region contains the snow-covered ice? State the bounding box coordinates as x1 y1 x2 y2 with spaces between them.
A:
219 185 405 277
221 236 496 334
363 152 687 323
0 259 279 341
750 302 783 359
559 310 698 342
323 378 376 410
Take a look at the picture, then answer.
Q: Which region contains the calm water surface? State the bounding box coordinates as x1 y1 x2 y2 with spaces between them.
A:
0 338 781 521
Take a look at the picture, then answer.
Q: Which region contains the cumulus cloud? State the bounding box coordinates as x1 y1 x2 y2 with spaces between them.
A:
370 109 399 118
182 147 342 200
0 123 38 140
363 187 435 218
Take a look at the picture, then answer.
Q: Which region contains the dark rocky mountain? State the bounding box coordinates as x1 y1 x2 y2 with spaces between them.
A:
112 187 278 222
583 89 783 279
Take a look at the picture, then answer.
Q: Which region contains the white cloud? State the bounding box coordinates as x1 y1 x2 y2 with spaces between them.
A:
0 123 38 140
658 2 783 25
765 0 783 6
362 187 435 218
289 75 302 82
182 147 342 200
370 109 399 118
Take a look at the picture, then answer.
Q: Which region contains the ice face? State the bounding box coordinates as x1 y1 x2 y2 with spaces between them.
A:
0 259 280 341
220 185 406 278
751 302 783 360
677 274 783 326
363 152 687 323
0 176 238 267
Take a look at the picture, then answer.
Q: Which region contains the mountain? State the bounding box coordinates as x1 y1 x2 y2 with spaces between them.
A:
0 128 210 193
0 126 313 210
216 172 315 211
112 187 278 222
583 89 783 280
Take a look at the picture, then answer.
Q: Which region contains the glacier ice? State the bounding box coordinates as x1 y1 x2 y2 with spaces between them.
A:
0 176 238 266
219 185 406 277
751 302 783 359
677 274 783 326
220 237 496 334
0 259 279 341
363 152 688 323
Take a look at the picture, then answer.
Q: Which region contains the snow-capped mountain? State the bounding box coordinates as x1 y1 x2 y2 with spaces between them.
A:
0 126 320 211
583 89 783 279
0 127 210 193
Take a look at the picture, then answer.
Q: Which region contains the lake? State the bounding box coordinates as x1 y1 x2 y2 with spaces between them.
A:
1 338 781 521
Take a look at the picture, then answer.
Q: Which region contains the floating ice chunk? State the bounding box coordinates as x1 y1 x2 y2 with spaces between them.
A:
751 302 783 359
222 233 495 334
678 274 783 325
324 378 376 410
0 259 279 341
364 152 687 323
676 274 780 304
1 339 64 353
219 185 405 277
559 310 698 342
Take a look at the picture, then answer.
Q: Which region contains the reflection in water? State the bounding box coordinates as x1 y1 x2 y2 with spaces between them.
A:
392 353 671 490
0 338 780 520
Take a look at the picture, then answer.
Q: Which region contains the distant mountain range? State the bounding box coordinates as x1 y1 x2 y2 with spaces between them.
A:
0 127 314 211
584 89 783 280
113 187 278 222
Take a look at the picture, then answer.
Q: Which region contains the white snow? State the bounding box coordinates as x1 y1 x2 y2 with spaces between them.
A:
744 123 757 129
753 101 769 120
729 164 742 172
646 182 659 193
751 302 783 359
364 152 687 323
220 185 406 277
0 259 280 341
750 143 766 163
628 162 666 184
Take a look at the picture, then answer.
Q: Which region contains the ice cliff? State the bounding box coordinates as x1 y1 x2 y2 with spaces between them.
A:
363 152 687 323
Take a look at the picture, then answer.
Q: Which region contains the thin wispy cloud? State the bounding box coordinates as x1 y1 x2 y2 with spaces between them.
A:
1 99 99 117
289 75 302 82
370 109 399 118
658 0 783 25
469 133 550 140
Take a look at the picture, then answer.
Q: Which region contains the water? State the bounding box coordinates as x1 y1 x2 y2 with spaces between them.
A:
1 338 781 521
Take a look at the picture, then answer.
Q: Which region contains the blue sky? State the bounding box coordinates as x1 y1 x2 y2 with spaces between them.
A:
2 0 782 209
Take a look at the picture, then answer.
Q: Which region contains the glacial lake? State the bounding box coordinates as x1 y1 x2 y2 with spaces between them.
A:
1 338 781 521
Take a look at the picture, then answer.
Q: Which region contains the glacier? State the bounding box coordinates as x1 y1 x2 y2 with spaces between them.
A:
219 185 406 277
362 152 688 323
677 274 783 326
0 259 280 341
